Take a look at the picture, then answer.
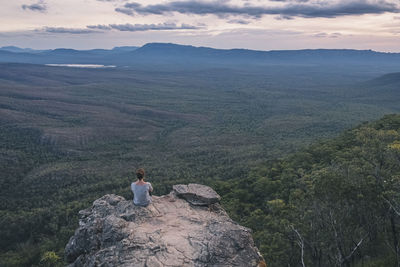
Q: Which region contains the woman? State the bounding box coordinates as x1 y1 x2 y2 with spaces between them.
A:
131 168 153 206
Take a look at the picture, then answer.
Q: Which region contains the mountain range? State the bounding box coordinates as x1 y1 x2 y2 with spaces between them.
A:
1 43 400 67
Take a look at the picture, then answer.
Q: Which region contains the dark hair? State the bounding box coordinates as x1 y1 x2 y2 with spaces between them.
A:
136 168 145 180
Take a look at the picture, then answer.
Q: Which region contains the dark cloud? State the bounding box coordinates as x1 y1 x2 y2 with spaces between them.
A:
22 1 46 12
115 2 141 15
115 0 400 18
87 25 112 30
37 23 200 35
275 15 294 20
43 27 97 34
227 19 251 24
115 7 134 15
87 23 200 31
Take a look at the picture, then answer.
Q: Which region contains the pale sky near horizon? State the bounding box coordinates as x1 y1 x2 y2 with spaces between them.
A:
1 0 400 51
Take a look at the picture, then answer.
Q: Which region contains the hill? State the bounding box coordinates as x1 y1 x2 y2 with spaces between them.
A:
369 72 400 86
351 72 400 109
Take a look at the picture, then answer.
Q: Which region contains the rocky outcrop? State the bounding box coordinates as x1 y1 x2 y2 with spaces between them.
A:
65 184 265 267
173 184 221 206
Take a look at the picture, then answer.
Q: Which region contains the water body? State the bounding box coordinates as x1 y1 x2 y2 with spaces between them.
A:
45 64 116 68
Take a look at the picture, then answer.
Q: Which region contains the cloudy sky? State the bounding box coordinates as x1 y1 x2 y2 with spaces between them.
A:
1 0 400 51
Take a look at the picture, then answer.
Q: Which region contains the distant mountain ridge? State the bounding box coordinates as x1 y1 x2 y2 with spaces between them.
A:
132 43 400 65
1 43 400 67
0 46 46 53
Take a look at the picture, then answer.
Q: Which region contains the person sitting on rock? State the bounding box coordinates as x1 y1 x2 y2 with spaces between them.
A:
131 168 153 207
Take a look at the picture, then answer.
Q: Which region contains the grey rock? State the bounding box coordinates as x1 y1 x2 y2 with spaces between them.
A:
65 184 265 267
173 183 221 206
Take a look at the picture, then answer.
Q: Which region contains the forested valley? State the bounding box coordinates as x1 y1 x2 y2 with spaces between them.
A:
1 62 400 266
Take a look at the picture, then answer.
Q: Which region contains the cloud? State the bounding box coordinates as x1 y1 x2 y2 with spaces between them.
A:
87 23 200 31
42 27 97 34
115 7 134 15
227 19 251 24
269 0 310 2
22 1 47 12
87 25 112 30
275 15 294 20
36 23 200 35
115 0 400 18
313 32 342 38
115 2 141 15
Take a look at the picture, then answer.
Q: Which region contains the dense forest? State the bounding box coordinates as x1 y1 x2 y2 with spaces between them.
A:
215 114 400 266
1 63 400 266
3 113 400 267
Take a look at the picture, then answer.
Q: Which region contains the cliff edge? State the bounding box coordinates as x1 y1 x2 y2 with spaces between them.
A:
65 183 265 267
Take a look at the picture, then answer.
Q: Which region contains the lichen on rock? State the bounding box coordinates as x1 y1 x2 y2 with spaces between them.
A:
65 184 265 267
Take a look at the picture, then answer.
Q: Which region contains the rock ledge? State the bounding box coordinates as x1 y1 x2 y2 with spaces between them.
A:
65 184 265 267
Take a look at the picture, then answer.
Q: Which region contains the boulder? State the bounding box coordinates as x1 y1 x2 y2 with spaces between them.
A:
173 183 221 206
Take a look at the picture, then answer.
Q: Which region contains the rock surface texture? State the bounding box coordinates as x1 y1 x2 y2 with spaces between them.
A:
173 183 221 206
65 184 265 267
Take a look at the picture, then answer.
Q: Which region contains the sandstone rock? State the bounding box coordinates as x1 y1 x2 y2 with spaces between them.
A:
173 183 221 206
65 184 265 267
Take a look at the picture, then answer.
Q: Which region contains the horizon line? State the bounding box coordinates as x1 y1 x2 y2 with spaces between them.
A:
1 42 400 54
